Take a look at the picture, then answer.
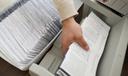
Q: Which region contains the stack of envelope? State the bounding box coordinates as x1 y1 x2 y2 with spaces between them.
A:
0 0 61 70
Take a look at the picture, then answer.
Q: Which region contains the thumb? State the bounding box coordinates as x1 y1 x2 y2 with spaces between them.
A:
61 40 71 55
77 37 89 51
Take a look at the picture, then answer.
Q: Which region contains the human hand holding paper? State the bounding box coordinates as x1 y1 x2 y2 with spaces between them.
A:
61 17 89 55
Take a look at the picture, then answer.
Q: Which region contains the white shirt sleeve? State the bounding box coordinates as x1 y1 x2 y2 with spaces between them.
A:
53 0 78 21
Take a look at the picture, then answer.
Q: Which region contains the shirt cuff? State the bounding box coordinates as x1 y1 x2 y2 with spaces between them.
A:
53 0 78 21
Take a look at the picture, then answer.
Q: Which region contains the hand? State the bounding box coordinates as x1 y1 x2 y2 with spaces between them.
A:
61 17 89 55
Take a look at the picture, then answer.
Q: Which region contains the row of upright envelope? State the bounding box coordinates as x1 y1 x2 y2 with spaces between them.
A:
0 0 61 70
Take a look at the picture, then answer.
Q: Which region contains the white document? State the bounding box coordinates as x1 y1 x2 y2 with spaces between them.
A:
57 12 110 76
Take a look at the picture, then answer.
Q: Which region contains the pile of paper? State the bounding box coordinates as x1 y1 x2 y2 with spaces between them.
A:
56 12 110 76
0 0 61 70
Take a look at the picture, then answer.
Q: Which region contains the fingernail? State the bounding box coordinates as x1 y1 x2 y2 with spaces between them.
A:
85 45 89 51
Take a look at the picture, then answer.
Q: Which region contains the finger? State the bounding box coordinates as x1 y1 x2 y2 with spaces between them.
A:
77 37 89 51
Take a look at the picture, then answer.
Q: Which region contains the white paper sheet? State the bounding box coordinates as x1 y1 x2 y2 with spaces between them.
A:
57 12 110 76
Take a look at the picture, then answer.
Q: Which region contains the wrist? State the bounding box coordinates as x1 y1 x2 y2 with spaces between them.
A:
62 16 76 27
